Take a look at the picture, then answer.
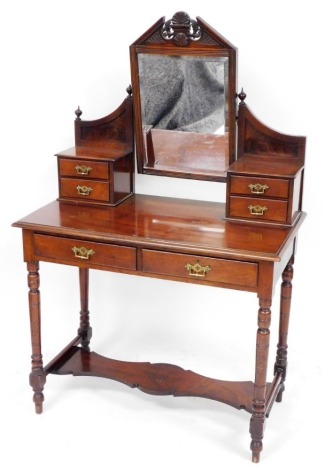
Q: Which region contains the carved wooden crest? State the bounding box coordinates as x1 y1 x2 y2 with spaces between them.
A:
160 11 201 46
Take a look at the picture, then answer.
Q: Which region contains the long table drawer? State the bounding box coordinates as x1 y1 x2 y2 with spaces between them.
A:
142 250 258 288
34 234 136 270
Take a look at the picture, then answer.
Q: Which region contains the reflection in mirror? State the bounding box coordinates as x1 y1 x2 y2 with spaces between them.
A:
138 54 230 178
139 54 228 134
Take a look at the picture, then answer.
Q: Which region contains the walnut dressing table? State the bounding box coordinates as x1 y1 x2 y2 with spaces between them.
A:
12 12 306 463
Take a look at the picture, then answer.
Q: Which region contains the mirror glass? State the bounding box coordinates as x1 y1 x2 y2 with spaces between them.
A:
137 54 230 179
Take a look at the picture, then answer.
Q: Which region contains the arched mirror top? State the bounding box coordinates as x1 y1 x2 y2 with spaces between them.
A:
130 12 237 181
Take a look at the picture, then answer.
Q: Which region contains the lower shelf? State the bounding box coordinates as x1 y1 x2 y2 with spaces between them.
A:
46 346 281 414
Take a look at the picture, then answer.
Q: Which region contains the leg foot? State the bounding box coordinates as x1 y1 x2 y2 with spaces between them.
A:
250 415 264 463
252 452 260 463
34 394 44 414
29 366 46 414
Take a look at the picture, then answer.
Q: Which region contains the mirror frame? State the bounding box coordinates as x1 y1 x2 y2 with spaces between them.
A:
130 12 237 182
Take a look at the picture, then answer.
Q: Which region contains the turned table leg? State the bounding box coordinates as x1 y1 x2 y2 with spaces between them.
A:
250 296 271 463
274 255 294 403
78 268 92 351
27 261 46 414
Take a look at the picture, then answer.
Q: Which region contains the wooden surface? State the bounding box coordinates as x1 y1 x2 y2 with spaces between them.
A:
13 195 305 263
56 145 133 161
228 154 304 177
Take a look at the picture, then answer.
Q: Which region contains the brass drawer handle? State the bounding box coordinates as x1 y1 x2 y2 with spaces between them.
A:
248 205 268 216
72 246 95 260
248 183 269 195
185 261 211 278
75 165 92 176
76 185 93 196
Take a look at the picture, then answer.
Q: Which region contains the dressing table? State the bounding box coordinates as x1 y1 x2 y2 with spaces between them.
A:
13 12 306 463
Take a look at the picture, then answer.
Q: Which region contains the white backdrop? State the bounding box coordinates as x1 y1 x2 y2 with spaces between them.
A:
2 1 323 468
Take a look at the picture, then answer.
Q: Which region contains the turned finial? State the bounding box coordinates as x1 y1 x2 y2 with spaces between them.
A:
238 88 247 104
126 84 132 97
75 106 82 120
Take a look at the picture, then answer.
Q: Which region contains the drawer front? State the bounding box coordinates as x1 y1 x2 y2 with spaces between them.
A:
230 175 289 198
34 234 136 270
229 196 288 223
59 158 110 180
142 250 258 288
60 178 110 202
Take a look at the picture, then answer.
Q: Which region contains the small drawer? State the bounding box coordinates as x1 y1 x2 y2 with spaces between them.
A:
229 196 288 223
142 250 258 288
59 158 110 180
60 178 110 202
34 234 136 270
230 175 289 198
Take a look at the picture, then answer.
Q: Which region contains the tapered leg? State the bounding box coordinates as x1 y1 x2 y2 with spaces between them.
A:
27 261 46 414
250 296 271 463
274 256 294 403
78 268 92 350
